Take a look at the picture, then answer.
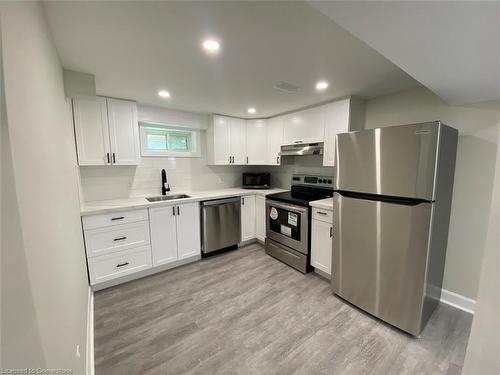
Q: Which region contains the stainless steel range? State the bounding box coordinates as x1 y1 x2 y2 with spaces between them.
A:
265 175 333 273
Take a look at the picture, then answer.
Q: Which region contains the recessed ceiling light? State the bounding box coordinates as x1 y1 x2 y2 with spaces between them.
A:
315 81 329 91
158 90 171 98
202 39 220 53
247 107 256 114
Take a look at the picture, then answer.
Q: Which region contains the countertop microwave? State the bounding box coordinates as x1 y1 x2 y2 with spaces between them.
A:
242 173 271 189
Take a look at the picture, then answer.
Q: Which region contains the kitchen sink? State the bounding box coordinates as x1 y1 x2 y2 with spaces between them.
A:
146 194 191 202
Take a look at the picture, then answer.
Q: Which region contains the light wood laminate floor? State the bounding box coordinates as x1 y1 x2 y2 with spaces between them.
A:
94 243 472 375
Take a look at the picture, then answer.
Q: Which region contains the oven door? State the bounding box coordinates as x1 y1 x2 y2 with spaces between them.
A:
266 200 309 254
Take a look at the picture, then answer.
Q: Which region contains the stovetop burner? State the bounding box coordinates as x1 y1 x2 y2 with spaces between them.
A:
266 174 334 207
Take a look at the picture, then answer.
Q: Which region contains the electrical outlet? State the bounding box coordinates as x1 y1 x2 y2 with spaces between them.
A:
76 344 81 357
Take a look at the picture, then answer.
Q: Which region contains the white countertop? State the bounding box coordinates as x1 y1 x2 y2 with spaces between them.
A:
309 197 333 210
80 187 287 216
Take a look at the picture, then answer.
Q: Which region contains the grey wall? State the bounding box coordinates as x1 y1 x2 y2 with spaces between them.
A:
363 87 500 300
0 2 89 373
462 104 500 373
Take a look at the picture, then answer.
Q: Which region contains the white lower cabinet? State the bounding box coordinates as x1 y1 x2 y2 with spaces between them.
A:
149 205 178 266
176 202 201 260
311 208 333 277
255 195 266 241
241 195 256 241
149 202 201 266
88 246 152 285
84 203 200 288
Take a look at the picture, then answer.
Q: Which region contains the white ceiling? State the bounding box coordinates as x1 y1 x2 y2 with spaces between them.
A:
43 1 420 118
310 1 500 106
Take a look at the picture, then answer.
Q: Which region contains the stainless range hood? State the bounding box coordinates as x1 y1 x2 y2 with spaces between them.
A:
279 142 324 156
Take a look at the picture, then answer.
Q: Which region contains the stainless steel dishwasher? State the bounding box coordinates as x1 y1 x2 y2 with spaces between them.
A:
200 197 241 255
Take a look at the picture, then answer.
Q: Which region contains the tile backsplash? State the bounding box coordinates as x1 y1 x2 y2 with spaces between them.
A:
79 143 333 202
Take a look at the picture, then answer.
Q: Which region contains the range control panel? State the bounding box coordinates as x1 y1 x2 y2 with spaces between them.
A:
291 175 334 189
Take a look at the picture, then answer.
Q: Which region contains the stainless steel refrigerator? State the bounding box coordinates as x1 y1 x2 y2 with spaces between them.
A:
332 121 458 336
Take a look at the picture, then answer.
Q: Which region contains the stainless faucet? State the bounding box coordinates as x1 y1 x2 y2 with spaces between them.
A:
161 169 170 195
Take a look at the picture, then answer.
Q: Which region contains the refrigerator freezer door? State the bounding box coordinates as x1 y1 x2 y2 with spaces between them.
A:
336 122 440 201
332 193 432 335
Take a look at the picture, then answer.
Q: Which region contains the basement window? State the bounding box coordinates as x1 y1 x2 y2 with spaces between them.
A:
140 125 200 157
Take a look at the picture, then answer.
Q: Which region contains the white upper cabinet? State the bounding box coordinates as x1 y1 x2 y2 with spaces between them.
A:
266 116 283 165
282 106 324 145
231 118 247 164
73 97 111 166
210 115 231 164
107 98 141 165
322 97 364 167
322 99 350 167
207 115 245 165
73 96 140 166
246 119 268 164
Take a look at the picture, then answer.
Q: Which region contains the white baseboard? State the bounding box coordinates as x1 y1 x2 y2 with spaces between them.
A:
86 288 95 375
440 288 475 315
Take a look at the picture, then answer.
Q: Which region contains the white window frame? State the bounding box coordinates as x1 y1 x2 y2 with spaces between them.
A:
140 123 201 158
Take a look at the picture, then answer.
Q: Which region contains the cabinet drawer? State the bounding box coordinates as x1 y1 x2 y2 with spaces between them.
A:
312 208 333 223
82 208 148 230
88 246 152 285
84 220 151 258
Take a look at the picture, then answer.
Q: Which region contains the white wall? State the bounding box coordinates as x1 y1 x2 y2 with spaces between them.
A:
364 87 500 300
462 105 500 373
0 3 88 373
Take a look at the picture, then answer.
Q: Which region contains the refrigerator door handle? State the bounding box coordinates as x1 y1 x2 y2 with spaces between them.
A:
336 190 430 206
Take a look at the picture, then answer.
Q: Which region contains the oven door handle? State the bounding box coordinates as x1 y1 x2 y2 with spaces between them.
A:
266 199 308 213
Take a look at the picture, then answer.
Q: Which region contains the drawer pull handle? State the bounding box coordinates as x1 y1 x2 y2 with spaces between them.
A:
116 262 129 268
317 211 327 215
111 216 125 221
114 236 127 241
330 227 333 238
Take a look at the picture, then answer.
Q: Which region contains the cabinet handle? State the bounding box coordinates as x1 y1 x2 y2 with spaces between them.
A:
232 156 234 163
229 156 231 164
106 153 110 164
276 156 279 164
113 236 127 242
330 227 333 238
177 206 180 215
116 262 129 268
172 206 176 216
111 216 125 221
294 140 302 144
112 153 116 164
242 197 245 205
317 211 327 215
246 156 249 164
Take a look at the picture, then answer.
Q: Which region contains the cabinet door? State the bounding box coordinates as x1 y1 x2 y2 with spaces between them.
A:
323 99 350 166
230 118 247 164
212 115 231 164
149 206 178 266
311 218 333 276
282 106 324 145
176 203 201 260
73 97 111 166
241 195 256 241
255 195 266 241
107 98 141 165
246 119 267 164
267 116 283 165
